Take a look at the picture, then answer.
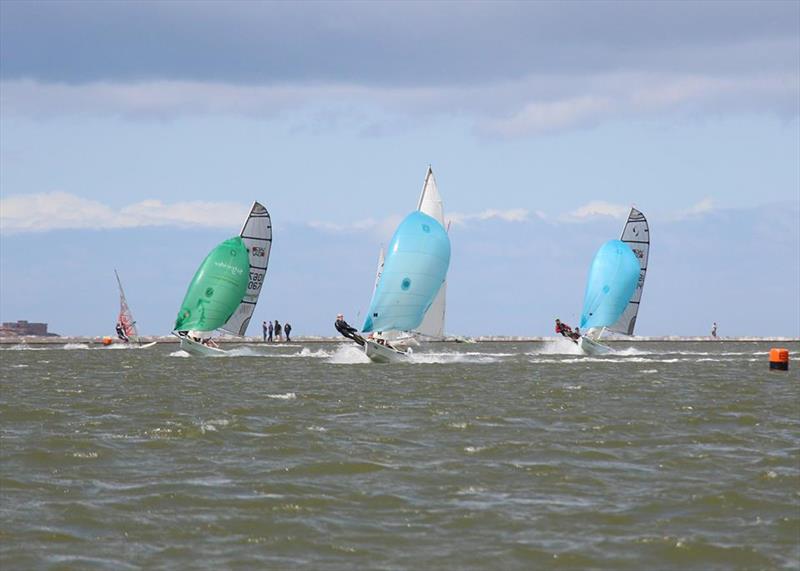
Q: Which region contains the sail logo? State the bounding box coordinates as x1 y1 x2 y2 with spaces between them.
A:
252 246 266 257
214 260 244 276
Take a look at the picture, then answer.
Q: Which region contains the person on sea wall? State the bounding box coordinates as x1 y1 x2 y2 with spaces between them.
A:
711 322 718 338
284 322 292 342
274 320 282 342
262 321 268 342
115 322 129 343
267 321 274 343
335 313 364 346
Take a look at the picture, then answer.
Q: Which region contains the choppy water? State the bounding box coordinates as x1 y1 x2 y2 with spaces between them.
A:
1 340 798 570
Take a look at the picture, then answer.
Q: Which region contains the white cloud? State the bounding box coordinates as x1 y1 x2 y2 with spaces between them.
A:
560 201 630 222
0 192 246 233
481 96 613 136
670 197 715 220
1 70 796 136
448 208 534 226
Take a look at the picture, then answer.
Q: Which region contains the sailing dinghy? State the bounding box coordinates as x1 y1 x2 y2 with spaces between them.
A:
573 207 649 355
369 167 450 349
173 201 272 356
337 169 451 363
114 269 157 349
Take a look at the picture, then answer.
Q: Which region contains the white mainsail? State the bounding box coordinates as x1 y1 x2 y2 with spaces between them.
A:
609 207 649 335
373 247 385 293
415 167 447 339
220 202 272 336
114 269 140 343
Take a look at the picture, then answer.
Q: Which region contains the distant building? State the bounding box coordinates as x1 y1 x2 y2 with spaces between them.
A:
0 320 57 337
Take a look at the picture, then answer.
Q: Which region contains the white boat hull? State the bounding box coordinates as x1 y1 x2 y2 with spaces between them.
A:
179 337 227 356
363 339 408 363
578 336 612 355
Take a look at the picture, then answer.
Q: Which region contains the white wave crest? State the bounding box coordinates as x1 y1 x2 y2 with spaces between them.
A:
267 392 296 400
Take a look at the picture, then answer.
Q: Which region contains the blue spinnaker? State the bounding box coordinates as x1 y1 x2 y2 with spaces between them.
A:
580 239 640 331
363 211 451 333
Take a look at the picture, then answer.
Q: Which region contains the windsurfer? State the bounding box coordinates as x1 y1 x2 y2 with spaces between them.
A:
335 314 365 346
115 322 129 343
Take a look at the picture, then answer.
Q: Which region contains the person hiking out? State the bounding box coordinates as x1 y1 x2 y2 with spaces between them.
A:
335 313 364 346
555 318 579 340
284 322 292 342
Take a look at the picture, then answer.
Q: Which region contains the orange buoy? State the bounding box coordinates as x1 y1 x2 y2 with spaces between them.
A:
769 348 789 371
102 336 113 346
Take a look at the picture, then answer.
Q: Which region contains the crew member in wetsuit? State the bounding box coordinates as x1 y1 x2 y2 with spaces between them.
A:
115 322 129 343
555 318 580 341
335 313 364 346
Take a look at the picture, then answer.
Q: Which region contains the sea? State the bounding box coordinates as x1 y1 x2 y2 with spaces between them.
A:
1 340 798 570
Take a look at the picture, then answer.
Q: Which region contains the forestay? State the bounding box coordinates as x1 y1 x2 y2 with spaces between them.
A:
220 202 272 336
580 239 640 331
363 211 451 333
609 207 649 335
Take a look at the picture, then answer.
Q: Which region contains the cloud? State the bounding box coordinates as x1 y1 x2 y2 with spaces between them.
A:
2 2 798 85
3 69 796 136
0 192 246 233
669 197 715 220
560 201 630 222
448 209 536 226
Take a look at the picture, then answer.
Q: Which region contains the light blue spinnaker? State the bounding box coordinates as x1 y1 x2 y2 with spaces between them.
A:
580 239 640 331
363 211 451 333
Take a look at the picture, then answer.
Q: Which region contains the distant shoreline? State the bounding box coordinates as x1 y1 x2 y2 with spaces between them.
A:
1 336 797 346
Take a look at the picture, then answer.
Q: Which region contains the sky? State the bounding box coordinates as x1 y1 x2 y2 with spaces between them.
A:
1 0 798 337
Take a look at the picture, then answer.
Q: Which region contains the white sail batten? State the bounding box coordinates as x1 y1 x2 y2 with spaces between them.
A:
220 202 272 336
609 207 649 335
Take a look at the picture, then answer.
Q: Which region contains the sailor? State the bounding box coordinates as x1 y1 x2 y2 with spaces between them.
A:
555 318 571 337
115 322 129 343
335 313 364 345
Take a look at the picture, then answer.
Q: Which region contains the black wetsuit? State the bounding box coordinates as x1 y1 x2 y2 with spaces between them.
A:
335 319 364 346
116 324 129 342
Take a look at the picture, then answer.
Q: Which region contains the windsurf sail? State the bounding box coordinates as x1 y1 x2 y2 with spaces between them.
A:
115 269 139 343
415 167 447 339
609 207 649 335
363 210 451 333
579 239 641 332
219 202 272 336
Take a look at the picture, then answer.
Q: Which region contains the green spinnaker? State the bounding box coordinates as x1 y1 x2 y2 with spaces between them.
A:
174 237 250 332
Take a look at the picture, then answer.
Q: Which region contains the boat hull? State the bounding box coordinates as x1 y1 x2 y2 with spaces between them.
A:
363 339 408 363
179 336 227 356
578 336 612 355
